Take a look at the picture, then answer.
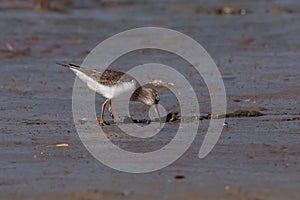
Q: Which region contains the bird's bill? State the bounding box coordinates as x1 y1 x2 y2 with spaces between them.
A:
153 104 161 123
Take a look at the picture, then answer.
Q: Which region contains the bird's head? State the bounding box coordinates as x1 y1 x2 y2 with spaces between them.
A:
138 87 159 105
131 87 161 123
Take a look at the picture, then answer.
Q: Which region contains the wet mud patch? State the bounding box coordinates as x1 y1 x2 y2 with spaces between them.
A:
0 47 31 59
107 109 265 125
119 111 180 124
225 110 264 118
18 119 69 126
166 4 250 15
266 6 300 14
262 116 300 122
196 6 249 15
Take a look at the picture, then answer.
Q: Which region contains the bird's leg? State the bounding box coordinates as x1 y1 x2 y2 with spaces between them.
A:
108 100 117 123
99 98 110 126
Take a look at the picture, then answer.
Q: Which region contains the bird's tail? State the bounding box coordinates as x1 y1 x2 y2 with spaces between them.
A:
56 63 81 69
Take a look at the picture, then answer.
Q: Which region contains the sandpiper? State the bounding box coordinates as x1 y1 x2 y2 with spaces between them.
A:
56 63 161 125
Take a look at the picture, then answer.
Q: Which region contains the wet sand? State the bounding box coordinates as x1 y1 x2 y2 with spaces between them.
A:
0 0 299 199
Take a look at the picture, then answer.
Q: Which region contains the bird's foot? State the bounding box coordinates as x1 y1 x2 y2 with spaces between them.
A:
98 120 109 126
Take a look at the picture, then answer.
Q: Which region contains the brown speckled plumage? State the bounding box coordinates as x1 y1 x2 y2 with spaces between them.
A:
64 63 136 86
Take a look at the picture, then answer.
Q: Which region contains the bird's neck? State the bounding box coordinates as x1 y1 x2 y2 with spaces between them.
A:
130 87 143 102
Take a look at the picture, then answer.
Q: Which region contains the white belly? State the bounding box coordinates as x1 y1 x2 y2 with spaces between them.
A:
71 68 136 99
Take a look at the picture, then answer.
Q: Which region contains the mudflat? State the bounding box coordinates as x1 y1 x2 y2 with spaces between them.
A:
0 0 299 199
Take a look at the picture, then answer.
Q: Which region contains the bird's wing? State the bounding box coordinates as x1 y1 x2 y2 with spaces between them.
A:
78 68 135 86
57 63 136 86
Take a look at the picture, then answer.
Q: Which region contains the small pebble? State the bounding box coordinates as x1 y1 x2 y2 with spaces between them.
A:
223 122 228 128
